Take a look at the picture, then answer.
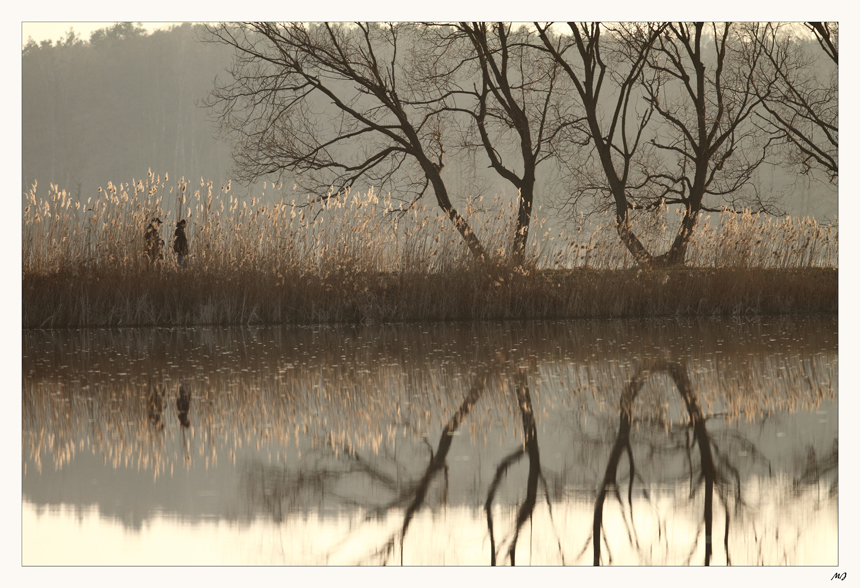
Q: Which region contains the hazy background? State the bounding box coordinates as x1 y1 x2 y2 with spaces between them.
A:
23 22 175 45
20 20 839 228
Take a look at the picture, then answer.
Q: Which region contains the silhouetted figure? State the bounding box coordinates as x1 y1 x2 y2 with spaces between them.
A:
177 382 191 428
173 219 189 267
144 218 164 262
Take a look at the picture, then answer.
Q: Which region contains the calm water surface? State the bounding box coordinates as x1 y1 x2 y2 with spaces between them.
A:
22 318 837 565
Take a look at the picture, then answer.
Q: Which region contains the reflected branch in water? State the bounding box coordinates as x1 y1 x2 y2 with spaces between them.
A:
801 439 838 485
593 366 649 566
484 368 559 566
725 507 731 566
664 360 723 566
22 320 838 565
327 366 491 565
241 365 494 565
536 469 566 565
484 447 525 565
593 359 754 566
394 366 489 564
507 370 541 566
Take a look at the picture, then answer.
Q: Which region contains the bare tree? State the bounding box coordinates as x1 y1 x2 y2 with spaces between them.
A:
442 23 572 267
535 22 666 267
632 22 779 266
204 22 487 260
746 22 838 182
539 22 780 267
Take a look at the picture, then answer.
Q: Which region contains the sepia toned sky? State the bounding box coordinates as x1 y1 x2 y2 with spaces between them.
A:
22 22 178 46
20 17 827 48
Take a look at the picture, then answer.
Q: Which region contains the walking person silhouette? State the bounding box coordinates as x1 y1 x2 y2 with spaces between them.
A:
173 219 189 267
144 217 164 262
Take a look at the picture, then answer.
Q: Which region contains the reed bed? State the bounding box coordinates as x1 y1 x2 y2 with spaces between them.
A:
556 205 838 270
22 175 838 327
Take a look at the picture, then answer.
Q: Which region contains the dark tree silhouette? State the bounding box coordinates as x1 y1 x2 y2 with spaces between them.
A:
591 362 649 565
204 22 488 261
630 22 779 266
484 369 553 565
538 22 780 267
535 22 666 267
590 359 748 566
320 366 489 565
444 23 572 267
746 22 838 182
505 370 543 565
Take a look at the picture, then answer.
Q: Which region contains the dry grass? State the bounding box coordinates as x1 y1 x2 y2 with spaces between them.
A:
22 175 838 327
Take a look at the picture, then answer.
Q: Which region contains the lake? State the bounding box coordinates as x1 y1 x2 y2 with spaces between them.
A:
22 317 837 565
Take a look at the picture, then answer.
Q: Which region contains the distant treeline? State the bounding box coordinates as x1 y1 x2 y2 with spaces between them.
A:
23 23 240 202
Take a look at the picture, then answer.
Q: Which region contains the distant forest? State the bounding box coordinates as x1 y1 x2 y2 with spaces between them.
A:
23 23 240 201
22 22 838 222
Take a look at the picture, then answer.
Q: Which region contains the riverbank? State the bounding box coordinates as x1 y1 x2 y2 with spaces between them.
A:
22 265 837 328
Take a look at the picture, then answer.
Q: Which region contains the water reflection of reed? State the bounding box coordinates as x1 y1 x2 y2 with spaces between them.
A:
23 319 837 565
23 319 836 480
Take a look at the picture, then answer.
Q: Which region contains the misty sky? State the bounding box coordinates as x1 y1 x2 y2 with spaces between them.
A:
14 9 840 47
22 22 176 46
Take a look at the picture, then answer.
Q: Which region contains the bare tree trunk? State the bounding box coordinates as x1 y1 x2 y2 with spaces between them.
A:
512 183 534 267
616 203 701 269
647 206 701 268
615 210 656 268
424 164 487 261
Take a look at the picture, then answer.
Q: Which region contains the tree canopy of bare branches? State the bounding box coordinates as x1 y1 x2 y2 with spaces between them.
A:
637 22 779 265
204 22 487 260
535 22 666 266
537 22 786 267
442 23 573 266
204 22 836 269
746 22 838 183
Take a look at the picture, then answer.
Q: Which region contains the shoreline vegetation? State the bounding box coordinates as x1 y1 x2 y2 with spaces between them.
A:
23 177 837 328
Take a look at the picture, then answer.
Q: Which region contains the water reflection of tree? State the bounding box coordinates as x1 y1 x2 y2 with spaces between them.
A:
235 365 493 563
385 366 489 564
484 369 554 565
22 321 838 564
235 358 559 566
23 319 837 477
350 344 560 565
588 358 781 566
795 438 838 501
